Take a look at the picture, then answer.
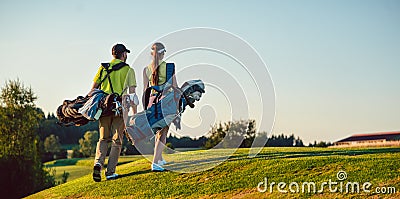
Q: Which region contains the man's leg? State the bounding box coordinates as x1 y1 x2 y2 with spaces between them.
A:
95 116 112 165
93 116 111 182
105 116 124 177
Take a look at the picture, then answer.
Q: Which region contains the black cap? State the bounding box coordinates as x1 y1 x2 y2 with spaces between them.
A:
112 44 130 55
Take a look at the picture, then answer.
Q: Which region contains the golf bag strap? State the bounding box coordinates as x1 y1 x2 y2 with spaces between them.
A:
143 85 162 110
106 68 115 94
143 63 175 110
153 92 162 118
166 63 175 84
98 62 127 94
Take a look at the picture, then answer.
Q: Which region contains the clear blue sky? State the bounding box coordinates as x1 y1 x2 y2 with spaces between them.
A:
1 0 399 144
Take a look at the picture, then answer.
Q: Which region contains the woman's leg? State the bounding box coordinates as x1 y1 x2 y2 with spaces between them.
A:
160 126 168 161
153 126 169 164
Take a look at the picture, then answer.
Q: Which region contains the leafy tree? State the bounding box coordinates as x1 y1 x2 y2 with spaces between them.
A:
265 134 297 147
44 134 61 153
240 119 256 148
166 135 207 148
37 115 99 145
0 79 55 198
294 136 304 147
309 141 332 147
222 120 249 148
71 146 84 158
204 122 226 149
204 120 256 149
79 131 99 157
42 134 67 161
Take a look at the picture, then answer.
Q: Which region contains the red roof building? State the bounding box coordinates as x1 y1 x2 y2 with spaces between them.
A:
333 131 400 147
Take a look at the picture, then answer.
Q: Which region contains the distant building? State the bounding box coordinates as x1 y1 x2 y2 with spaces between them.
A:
332 131 400 148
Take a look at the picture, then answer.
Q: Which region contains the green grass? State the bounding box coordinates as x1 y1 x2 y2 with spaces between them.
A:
28 147 400 199
44 156 143 183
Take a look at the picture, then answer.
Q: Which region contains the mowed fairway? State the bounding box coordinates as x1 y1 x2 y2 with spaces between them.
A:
29 147 400 199
45 156 144 183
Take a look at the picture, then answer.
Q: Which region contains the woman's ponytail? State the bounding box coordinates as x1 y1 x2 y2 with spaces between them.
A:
151 42 165 85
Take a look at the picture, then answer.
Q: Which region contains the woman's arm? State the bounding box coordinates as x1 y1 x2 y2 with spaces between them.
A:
172 74 178 88
143 68 149 93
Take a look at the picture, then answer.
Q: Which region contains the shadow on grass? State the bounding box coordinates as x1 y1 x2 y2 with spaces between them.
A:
117 160 136 167
228 147 400 161
46 158 80 167
164 156 230 172
118 169 152 178
47 156 143 168
153 147 400 172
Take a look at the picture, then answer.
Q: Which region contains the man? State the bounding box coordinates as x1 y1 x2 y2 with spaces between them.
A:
91 43 138 182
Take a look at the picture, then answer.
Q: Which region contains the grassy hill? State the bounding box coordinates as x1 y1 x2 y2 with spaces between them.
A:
44 156 142 183
28 147 400 198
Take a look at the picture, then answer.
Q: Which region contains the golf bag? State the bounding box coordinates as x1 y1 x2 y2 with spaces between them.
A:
125 63 205 143
56 62 127 126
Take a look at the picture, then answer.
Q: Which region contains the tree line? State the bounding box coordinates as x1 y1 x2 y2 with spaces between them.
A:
38 115 330 158
38 112 331 159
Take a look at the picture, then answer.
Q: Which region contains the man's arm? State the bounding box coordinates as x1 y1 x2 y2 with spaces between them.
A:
128 86 137 114
92 82 99 90
92 66 102 90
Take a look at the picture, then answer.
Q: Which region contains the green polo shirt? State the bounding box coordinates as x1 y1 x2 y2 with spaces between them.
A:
93 59 137 95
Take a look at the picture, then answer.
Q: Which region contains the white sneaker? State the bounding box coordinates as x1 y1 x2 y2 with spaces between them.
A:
151 163 165 172
106 173 119 180
157 159 167 166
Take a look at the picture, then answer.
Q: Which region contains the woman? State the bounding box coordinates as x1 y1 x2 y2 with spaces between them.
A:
143 42 177 171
